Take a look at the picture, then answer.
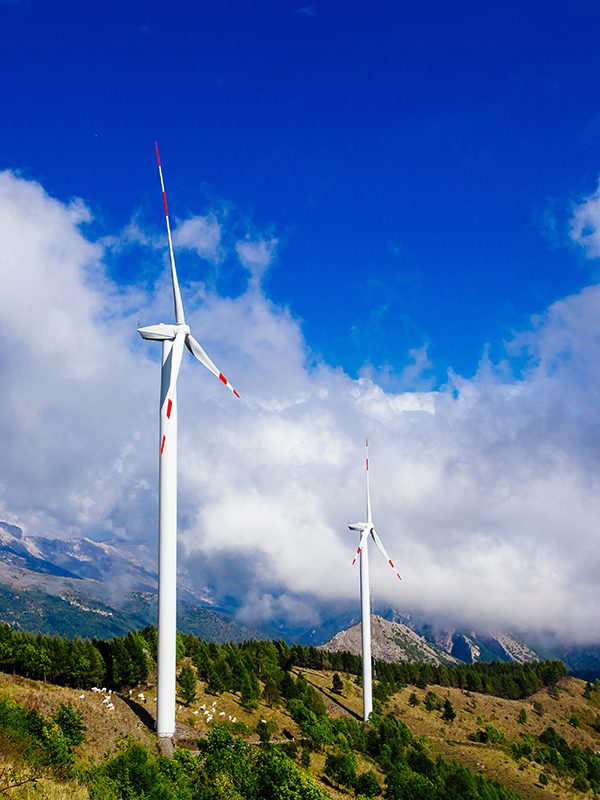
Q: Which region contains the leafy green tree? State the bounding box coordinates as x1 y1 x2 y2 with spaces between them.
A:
355 770 380 797
517 708 527 724
331 673 344 694
408 691 419 706
177 664 197 707
256 719 276 745
100 738 180 800
324 750 357 788
256 745 330 800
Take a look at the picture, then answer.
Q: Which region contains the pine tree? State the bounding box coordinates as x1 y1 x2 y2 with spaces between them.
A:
177 664 197 707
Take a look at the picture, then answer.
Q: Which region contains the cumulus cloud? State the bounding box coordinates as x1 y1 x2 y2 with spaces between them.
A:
1 170 599 644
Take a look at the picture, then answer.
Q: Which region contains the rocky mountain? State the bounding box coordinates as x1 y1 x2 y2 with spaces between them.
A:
0 521 262 642
320 615 460 665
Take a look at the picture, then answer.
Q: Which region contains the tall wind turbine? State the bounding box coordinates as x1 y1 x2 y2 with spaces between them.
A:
139 143 239 738
348 437 401 722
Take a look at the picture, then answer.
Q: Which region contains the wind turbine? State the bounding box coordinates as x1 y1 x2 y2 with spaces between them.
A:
348 437 401 722
138 143 239 738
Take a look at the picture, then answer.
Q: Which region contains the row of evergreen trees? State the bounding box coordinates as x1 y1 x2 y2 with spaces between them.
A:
0 621 568 702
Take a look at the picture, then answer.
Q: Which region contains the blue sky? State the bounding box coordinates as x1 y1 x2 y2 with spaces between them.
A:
5 0 600 380
2 1 600 640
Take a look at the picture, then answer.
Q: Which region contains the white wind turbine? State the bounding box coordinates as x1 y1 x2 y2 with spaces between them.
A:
138 143 239 738
348 437 401 722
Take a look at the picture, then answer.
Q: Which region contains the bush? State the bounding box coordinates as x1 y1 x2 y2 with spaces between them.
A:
355 770 380 797
324 750 357 788
53 703 85 748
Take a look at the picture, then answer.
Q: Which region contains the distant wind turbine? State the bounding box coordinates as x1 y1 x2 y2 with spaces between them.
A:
348 437 401 722
138 143 239 738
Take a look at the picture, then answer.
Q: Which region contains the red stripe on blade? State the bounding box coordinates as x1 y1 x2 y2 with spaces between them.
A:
160 435 166 455
162 192 169 217
166 399 172 418
219 373 227 385
389 560 394 568
366 458 369 471
154 142 161 166
233 389 240 398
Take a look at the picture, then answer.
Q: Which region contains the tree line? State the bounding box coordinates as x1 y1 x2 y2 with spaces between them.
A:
0 622 567 703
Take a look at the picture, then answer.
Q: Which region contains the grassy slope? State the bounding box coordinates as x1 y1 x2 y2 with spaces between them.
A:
0 668 598 799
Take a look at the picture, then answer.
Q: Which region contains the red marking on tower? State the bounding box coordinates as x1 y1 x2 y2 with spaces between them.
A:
160 435 166 455
166 399 172 419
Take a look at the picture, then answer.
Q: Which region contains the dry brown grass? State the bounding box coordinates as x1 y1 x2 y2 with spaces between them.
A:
385 677 600 800
0 671 157 760
0 667 597 800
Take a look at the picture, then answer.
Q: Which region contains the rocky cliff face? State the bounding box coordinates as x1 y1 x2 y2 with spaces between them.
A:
320 615 459 665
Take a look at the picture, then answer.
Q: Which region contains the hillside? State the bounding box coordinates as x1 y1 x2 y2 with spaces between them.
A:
0 667 598 799
0 628 598 799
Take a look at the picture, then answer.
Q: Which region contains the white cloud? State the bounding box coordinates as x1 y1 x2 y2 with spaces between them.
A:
570 177 600 257
235 237 277 288
1 170 599 644
173 213 224 264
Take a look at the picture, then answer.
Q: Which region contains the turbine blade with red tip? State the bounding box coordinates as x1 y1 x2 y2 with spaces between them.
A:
159 331 186 455
371 528 402 581
155 142 185 325
186 334 240 398
351 526 371 566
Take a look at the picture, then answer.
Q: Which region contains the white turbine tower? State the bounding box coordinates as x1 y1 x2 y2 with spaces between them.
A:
139 143 239 738
348 437 401 722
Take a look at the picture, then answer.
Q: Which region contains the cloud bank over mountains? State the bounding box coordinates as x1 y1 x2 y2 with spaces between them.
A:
1 170 599 643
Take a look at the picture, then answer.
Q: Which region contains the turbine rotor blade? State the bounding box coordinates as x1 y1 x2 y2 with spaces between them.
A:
365 436 372 524
164 332 186 414
186 334 240 398
351 525 372 566
155 142 185 325
159 331 186 456
371 528 402 581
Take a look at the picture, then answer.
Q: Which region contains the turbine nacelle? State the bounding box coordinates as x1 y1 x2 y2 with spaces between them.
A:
138 323 193 340
138 323 178 341
348 522 370 532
